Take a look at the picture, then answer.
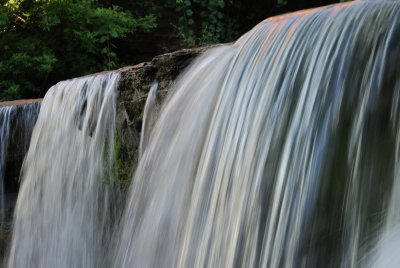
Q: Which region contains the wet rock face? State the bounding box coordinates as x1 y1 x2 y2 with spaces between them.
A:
116 46 209 177
118 46 209 122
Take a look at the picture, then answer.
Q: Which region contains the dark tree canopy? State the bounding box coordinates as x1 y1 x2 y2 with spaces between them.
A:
0 0 346 101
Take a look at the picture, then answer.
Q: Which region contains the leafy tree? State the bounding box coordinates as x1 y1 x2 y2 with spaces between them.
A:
142 0 342 48
0 0 155 100
172 0 237 46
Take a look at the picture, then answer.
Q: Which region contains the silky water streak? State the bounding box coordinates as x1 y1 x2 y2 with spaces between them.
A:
0 103 40 225
7 73 120 268
114 2 400 268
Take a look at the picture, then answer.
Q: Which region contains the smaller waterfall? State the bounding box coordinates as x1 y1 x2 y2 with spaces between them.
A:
7 73 121 268
0 107 13 219
139 81 159 157
0 102 40 225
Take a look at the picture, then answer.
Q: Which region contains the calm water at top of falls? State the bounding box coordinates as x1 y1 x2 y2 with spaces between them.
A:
7 1 400 267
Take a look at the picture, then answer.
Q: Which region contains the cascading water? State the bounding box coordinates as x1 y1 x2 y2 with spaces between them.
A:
0 107 14 220
7 1 400 268
112 1 400 268
0 103 40 224
139 81 159 157
7 73 121 267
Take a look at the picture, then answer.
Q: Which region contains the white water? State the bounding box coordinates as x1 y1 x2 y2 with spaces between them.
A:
7 73 120 268
139 81 159 157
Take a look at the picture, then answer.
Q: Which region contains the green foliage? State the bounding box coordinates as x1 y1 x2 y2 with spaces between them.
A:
0 0 156 101
277 0 287 7
111 136 132 187
0 34 57 100
103 135 132 188
172 0 238 46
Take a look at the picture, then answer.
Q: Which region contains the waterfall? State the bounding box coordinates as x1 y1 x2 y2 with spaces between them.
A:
7 1 400 268
139 81 159 157
0 107 14 220
7 73 120 268
113 1 400 268
0 103 40 224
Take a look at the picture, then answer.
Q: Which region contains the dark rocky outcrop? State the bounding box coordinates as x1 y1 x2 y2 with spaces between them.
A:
115 46 210 179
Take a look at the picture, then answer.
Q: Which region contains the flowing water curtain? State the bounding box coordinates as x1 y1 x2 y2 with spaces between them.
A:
139 81 159 158
7 73 121 268
0 107 14 221
113 2 400 268
16 103 42 158
0 103 40 220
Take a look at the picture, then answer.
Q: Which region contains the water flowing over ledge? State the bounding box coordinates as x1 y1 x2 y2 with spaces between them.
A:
0 101 41 198
7 73 120 267
114 2 400 267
